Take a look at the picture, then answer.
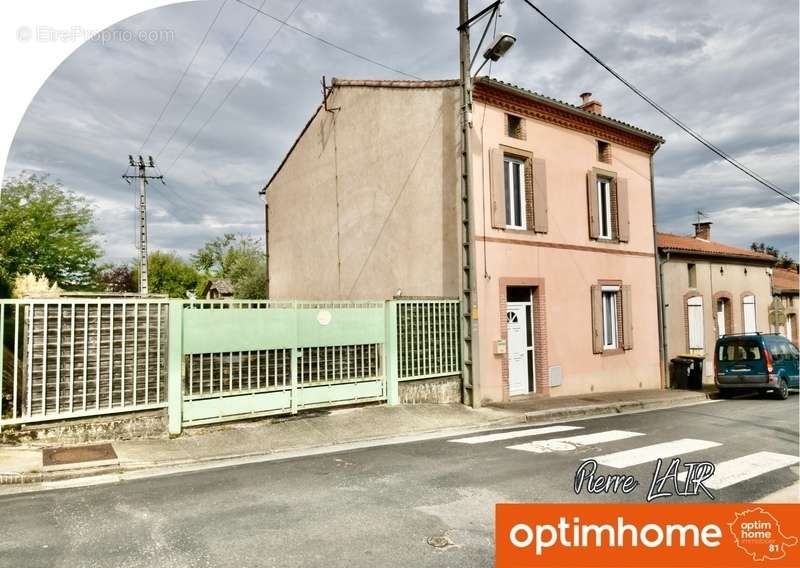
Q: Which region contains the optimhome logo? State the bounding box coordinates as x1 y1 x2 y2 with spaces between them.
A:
495 504 799 568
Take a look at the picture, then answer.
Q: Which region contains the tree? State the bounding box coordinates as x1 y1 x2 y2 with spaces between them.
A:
0 174 101 289
192 234 267 299
750 242 797 269
136 251 200 298
95 263 136 293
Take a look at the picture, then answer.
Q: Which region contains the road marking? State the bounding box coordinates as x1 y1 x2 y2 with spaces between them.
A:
590 438 721 469
449 425 583 444
677 451 800 490
507 430 644 453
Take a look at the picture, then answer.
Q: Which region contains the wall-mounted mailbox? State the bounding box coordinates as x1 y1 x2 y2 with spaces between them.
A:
493 339 506 355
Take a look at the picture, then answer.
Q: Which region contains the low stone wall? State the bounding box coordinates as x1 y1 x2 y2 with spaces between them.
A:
399 375 462 404
1 410 168 446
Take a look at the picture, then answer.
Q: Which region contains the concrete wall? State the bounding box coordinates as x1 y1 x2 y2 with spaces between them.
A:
267 84 461 300
471 101 662 401
661 256 773 382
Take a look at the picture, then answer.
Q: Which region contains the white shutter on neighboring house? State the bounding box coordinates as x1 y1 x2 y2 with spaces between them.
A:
743 295 757 334
688 296 704 350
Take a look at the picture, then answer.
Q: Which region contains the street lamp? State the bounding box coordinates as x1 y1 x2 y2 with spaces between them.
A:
473 32 516 76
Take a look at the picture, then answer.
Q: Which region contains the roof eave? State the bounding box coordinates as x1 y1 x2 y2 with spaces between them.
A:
475 77 665 145
658 247 776 265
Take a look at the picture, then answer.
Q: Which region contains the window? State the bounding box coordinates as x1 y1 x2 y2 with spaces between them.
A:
504 156 526 229
688 263 697 288
507 114 524 139
687 296 704 351
597 140 611 164
597 177 613 239
718 340 761 362
601 286 620 349
743 295 757 334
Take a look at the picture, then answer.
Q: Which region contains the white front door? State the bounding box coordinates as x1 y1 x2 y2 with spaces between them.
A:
743 295 757 334
507 302 534 396
716 300 726 337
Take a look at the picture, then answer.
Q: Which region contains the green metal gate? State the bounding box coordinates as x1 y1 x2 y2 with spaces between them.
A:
178 300 387 427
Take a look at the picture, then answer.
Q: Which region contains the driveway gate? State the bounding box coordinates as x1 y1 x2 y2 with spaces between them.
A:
178 301 387 427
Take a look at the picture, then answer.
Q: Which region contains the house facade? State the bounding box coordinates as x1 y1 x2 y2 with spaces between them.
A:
657 223 775 384
772 267 799 344
262 77 664 402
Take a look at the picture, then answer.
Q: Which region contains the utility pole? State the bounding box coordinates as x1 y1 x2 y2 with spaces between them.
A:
458 0 482 408
122 155 163 297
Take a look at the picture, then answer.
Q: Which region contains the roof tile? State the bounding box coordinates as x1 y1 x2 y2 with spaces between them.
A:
656 232 776 262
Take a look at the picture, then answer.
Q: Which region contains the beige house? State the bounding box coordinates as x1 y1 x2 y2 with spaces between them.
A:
262 77 665 402
772 267 799 344
657 223 775 384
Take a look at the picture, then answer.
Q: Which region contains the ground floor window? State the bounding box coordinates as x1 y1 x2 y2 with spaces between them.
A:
601 286 619 349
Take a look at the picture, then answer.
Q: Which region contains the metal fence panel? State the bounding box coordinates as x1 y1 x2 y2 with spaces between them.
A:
1 299 169 427
395 299 460 381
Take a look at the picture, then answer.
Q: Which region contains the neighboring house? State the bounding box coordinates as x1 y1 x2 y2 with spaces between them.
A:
202 279 235 300
657 223 775 384
262 77 664 402
772 267 799 344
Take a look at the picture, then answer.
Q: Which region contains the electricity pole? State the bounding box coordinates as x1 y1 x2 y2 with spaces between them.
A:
122 155 163 297
458 0 482 408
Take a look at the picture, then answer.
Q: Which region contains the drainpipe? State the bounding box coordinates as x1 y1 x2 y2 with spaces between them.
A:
649 148 668 389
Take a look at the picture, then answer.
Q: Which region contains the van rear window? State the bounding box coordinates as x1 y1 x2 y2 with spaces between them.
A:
718 341 762 362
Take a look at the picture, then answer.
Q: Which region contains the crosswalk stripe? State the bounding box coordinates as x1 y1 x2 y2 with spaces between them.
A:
507 430 644 453
676 451 800 490
590 438 721 469
448 425 583 444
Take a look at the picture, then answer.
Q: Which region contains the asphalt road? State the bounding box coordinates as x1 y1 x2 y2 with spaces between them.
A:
0 396 797 567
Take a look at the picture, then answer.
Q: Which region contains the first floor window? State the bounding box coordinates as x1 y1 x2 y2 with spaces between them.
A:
597 177 613 239
504 156 526 229
601 286 619 349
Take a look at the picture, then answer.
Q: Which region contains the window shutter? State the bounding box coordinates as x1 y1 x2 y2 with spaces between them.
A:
532 158 548 233
616 178 630 242
586 169 599 239
490 148 506 229
622 285 633 350
591 284 603 353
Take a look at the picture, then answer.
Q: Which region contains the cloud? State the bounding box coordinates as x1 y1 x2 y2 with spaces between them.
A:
4 0 799 264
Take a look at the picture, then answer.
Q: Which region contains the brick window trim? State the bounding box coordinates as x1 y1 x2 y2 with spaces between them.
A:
597 278 625 356
498 277 549 401
712 291 734 336
683 290 704 352
499 144 536 233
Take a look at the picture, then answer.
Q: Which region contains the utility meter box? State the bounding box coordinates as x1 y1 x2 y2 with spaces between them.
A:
493 339 507 355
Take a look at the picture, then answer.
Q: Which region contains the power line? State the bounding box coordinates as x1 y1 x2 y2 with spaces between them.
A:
155 0 268 161
139 0 229 154
166 0 306 175
519 0 799 206
234 0 422 80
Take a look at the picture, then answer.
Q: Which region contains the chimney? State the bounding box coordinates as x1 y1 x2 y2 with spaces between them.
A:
693 221 712 241
579 91 603 115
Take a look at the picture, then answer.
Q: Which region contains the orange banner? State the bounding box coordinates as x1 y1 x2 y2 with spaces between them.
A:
496 503 799 567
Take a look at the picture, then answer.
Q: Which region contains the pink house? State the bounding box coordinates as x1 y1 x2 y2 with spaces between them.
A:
262 77 664 403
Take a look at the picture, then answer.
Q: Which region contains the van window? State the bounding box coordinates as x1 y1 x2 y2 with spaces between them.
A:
718 341 762 362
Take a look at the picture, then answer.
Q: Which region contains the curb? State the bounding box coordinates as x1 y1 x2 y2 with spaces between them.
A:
0 414 527 490
524 393 711 423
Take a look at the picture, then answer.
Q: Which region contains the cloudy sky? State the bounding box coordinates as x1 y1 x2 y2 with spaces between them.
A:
5 0 799 263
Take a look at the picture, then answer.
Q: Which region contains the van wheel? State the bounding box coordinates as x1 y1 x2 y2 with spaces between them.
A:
775 378 789 400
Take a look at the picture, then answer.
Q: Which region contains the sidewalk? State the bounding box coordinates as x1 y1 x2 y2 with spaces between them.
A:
0 388 711 489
